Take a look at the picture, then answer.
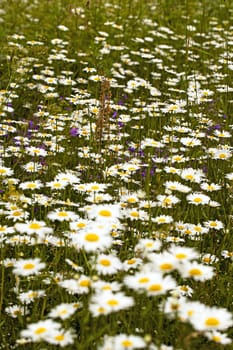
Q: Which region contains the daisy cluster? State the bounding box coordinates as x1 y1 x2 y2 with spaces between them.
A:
0 0 232 349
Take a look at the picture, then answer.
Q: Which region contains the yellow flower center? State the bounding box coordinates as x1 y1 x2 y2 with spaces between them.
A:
148 284 162 292
121 340 133 347
127 259 136 265
138 277 150 284
185 175 194 180
180 286 188 291
99 259 111 266
102 286 111 291
76 222 86 228
218 153 226 159
53 182 62 188
130 211 139 217
27 183 37 188
107 299 119 306
127 197 137 203
163 198 172 205
212 335 221 342
58 211 68 217
12 211 22 216
59 310 68 315
91 185 100 191
29 223 41 230
193 197 202 203
157 218 166 223
98 209 112 217
175 253 187 259
160 263 173 270
205 317 220 327
85 233 99 242
35 327 46 335
23 263 35 270
55 334 65 341
98 307 106 313
189 268 202 276
209 222 217 227
79 279 90 287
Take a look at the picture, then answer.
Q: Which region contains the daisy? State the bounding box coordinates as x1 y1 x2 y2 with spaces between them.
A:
13 258 45 276
124 270 154 292
46 329 76 347
122 257 143 271
85 182 108 192
55 171 80 184
5 304 29 318
178 300 206 322
204 331 232 345
112 334 146 350
134 238 162 255
180 137 201 147
124 208 149 221
200 182 221 191
120 193 139 205
164 295 188 317
18 290 46 304
69 218 89 231
180 168 205 183
14 220 53 237
25 146 47 157
95 254 122 275
164 181 191 193
22 161 43 173
59 275 91 295
164 166 180 174
152 215 173 224
86 192 113 203
225 172 233 180
148 252 178 273
191 223 209 235
0 165 14 177
170 154 186 163
213 130 231 138
5 208 30 222
178 261 215 281
172 285 193 297
47 209 78 222
46 180 69 190
204 220 224 230
86 204 122 223
210 148 232 160
19 180 43 190
20 319 61 342
156 194 180 208
0 225 15 235
89 291 134 316
71 224 113 252
168 245 198 262
92 280 122 293
201 253 219 264
186 192 210 205
221 250 233 259
48 303 79 320
190 304 233 331
145 273 177 296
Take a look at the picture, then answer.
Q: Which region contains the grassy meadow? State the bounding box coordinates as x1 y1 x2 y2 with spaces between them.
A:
0 0 233 349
